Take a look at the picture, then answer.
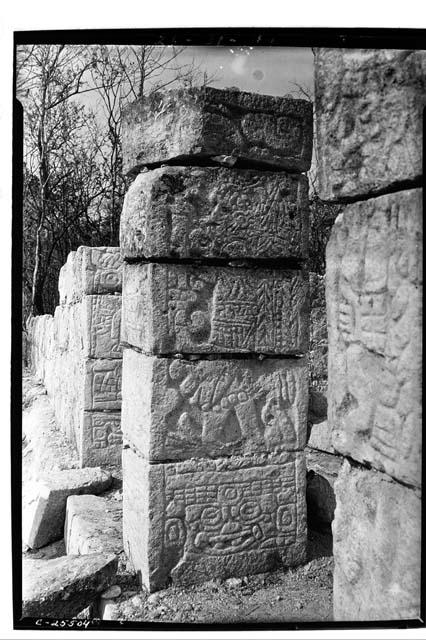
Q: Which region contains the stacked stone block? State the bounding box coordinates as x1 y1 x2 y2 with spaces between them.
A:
315 48 423 620
120 87 313 591
27 246 124 467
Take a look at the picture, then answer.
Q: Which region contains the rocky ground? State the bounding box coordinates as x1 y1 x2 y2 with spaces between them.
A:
22 369 333 625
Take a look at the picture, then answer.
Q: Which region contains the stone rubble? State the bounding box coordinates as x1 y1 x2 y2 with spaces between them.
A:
23 467 112 549
65 494 123 556
22 553 118 619
120 87 313 591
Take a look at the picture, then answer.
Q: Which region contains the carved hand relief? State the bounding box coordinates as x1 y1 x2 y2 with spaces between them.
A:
121 351 308 461
328 190 422 487
123 264 308 355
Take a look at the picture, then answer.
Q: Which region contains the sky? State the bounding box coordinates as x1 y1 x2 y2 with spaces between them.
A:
177 46 314 97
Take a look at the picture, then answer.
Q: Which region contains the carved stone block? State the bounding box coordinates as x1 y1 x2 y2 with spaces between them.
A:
123 447 306 591
120 167 309 260
327 189 422 487
122 263 309 356
122 350 308 461
82 295 122 359
80 412 122 467
84 359 122 411
77 246 123 295
333 460 421 620
122 87 313 174
315 48 426 201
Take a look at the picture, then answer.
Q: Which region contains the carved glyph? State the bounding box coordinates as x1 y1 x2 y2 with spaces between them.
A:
120 167 309 260
122 263 309 355
327 189 422 487
83 295 122 359
123 448 306 591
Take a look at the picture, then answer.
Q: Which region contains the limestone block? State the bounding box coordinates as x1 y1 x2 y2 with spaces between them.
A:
327 189 422 487
80 412 123 467
122 87 313 174
309 273 327 388
120 167 309 261
84 359 122 411
307 419 334 454
315 48 426 201
123 447 306 591
54 305 70 354
333 460 421 620
305 449 343 525
22 553 118 618
122 350 308 461
65 495 123 556
82 294 122 359
23 468 112 549
122 263 309 356
77 246 123 295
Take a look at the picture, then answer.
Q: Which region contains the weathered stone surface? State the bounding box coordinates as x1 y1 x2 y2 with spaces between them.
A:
84 359 122 411
80 412 122 467
23 468 112 549
306 449 343 525
309 273 327 389
82 294 122 359
123 447 306 592
22 553 117 618
122 350 308 461
65 495 123 556
122 87 313 174
120 166 309 261
333 460 421 620
78 246 123 295
315 48 426 201
122 263 309 355
307 419 334 454
327 189 422 487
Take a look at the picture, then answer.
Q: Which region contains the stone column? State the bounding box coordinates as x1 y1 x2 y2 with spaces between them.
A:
28 246 124 467
120 87 313 591
315 48 423 620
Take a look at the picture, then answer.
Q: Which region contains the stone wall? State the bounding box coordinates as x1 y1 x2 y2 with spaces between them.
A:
315 48 423 620
27 246 124 467
120 87 313 591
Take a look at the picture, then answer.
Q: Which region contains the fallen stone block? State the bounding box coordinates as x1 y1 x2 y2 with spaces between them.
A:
23 467 112 549
123 447 306 592
327 189 422 488
120 166 309 261
333 460 421 621
82 294 122 359
80 412 123 467
305 449 343 526
122 262 309 356
122 87 313 174
122 349 308 461
22 553 117 618
65 495 122 556
315 48 426 201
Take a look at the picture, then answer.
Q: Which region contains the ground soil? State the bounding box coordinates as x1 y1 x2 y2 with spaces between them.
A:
22 370 334 625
